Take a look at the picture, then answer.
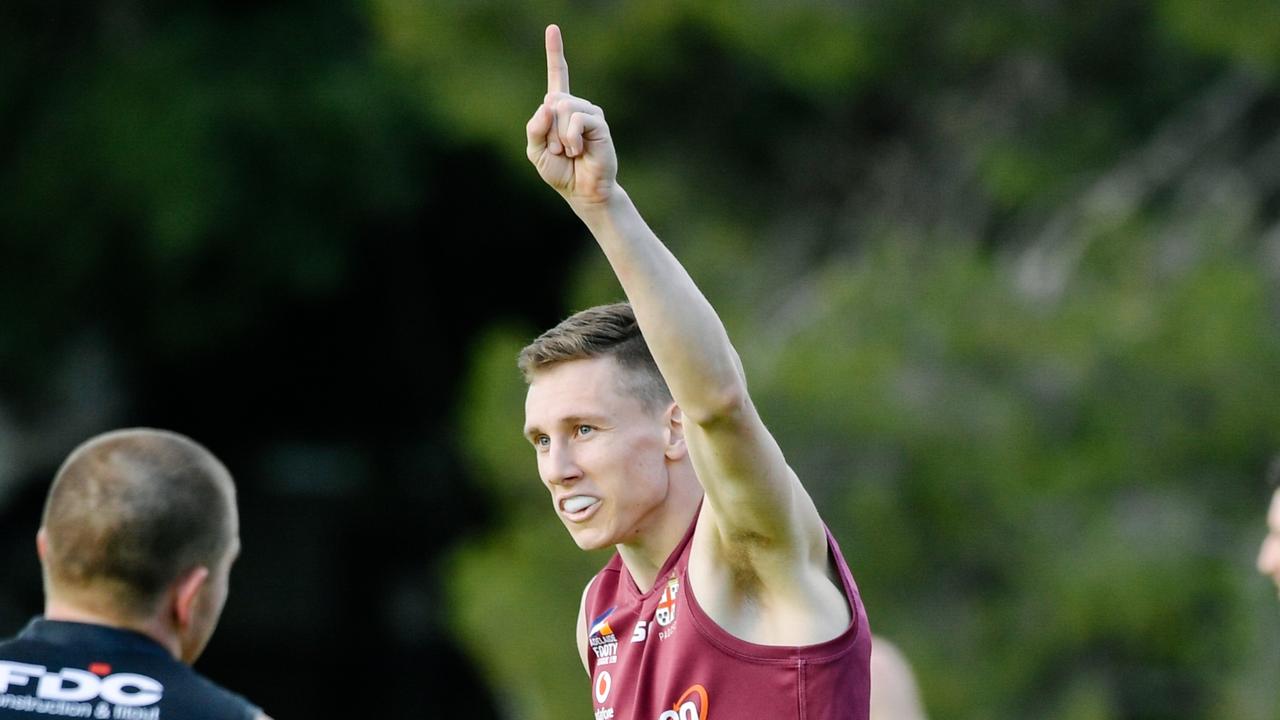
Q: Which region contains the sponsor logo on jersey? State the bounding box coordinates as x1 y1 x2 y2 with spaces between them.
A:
589 608 619 665
593 668 615 719
655 575 679 628
593 670 612 703
0 661 164 719
630 620 649 643
657 684 708 720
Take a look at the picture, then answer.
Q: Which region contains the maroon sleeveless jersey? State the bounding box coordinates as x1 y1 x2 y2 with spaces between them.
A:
583 508 871 720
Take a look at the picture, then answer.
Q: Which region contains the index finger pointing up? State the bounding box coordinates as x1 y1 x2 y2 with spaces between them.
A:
546 24 569 94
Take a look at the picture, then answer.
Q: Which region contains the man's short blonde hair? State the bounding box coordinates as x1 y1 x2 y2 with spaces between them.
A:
518 302 672 412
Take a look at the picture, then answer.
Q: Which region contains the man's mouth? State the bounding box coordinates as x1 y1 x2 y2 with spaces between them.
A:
560 494 601 519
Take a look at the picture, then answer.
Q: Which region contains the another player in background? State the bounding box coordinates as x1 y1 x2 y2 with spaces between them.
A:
870 636 928 720
1257 459 1280 600
0 428 271 720
520 24 871 719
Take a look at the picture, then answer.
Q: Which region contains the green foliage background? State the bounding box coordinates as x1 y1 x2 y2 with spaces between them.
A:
4 0 1279 717
396 2 1280 719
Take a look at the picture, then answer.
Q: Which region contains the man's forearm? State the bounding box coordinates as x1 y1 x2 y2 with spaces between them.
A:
574 188 746 424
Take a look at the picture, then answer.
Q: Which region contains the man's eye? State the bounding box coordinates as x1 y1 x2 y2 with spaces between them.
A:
536 435 550 447
576 425 593 436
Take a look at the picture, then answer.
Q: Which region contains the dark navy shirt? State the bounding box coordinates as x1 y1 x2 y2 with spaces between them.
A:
0 618 258 720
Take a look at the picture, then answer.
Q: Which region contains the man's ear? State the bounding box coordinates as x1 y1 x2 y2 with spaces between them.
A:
664 403 688 461
172 566 211 629
36 528 48 563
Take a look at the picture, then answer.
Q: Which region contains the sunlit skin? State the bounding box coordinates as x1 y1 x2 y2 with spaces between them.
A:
524 356 701 567
1258 489 1280 599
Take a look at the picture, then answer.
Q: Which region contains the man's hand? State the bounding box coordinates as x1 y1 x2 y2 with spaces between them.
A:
525 25 618 210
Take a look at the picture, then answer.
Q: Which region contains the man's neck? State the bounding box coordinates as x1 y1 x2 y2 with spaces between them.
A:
616 471 704 592
44 598 181 660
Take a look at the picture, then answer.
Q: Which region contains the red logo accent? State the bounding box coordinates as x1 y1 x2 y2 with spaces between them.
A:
594 670 612 703
655 576 679 627
672 684 708 720
88 663 111 676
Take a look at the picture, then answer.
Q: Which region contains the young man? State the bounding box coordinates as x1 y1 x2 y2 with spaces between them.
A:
521 25 871 719
0 429 270 720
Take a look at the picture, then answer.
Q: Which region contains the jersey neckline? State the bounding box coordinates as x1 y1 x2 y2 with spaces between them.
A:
617 498 703 599
19 617 173 659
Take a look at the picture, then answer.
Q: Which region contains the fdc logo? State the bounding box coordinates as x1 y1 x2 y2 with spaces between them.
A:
0 661 164 707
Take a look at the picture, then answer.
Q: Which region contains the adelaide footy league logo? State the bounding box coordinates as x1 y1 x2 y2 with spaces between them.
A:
657 684 707 720
588 608 619 665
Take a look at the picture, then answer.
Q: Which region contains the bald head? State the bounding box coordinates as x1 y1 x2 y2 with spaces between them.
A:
40 428 238 619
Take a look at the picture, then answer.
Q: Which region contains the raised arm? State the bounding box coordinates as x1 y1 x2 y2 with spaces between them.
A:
525 26 829 578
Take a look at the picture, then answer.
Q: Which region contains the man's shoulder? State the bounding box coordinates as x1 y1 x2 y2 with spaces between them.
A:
582 552 626 610
0 627 55 660
127 659 259 719
166 662 243 696
0 623 259 720
174 668 260 718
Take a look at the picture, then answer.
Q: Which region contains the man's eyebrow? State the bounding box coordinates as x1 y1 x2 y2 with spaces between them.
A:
523 415 605 438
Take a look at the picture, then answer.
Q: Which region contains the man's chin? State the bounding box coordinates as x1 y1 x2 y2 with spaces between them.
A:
569 529 612 551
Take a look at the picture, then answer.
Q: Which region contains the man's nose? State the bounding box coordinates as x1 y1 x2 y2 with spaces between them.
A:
543 440 582 486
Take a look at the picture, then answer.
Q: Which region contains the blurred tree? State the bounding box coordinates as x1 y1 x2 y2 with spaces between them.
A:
4 0 1279 718
396 2 1280 719
0 0 587 716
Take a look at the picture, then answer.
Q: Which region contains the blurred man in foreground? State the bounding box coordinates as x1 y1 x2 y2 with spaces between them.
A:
0 428 270 720
870 636 928 720
1258 462 1280 600
521 25 870 719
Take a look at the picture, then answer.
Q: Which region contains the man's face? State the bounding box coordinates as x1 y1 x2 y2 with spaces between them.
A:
524 356 673 550
1258 489 1280 600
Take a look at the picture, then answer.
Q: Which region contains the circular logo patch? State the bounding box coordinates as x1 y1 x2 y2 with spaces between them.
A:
594 669 612 703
